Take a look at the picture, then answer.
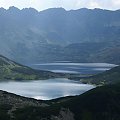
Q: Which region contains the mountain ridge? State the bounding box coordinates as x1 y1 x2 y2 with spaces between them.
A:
2 6 120 12
0 7 120 64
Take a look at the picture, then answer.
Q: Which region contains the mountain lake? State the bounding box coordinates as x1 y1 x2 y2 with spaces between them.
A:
0 62 117 100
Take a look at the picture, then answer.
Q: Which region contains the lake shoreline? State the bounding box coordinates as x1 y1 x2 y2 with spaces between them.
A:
0 78 95 100
0 62 117 100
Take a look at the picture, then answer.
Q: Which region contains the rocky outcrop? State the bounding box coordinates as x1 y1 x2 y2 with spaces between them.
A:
51 108 75 120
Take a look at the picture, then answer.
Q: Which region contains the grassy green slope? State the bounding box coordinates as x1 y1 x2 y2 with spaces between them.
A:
80 65 120 85
0 55 57 80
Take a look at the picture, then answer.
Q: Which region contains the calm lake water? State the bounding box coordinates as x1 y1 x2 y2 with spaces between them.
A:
0 78 94 100
0 63 117 100
31 62 117 74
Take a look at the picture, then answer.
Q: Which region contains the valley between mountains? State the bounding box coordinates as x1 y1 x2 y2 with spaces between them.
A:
0 7 119 120
0 54 119 120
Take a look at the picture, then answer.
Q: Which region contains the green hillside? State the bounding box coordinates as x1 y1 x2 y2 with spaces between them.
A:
0 55 57 80
80 66 120 85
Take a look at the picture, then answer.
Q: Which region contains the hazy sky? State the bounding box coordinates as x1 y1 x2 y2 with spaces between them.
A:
0 0 120 11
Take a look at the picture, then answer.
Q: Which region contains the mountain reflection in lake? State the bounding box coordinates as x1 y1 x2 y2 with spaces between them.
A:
0 78 94 100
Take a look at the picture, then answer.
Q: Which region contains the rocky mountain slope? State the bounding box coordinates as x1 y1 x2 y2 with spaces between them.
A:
0 7 120 64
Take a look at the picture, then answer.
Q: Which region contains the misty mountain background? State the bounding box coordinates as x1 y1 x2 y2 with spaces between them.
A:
0 7 120 64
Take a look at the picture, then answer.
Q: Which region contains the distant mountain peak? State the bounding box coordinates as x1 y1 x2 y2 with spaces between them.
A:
0 7 6 10
8 6 20 11
0 6 120 64
22 7 38 13
41 7 66 12
0 7 6 13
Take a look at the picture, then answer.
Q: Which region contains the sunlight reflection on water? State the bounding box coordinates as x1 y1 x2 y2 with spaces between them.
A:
0 78 95 100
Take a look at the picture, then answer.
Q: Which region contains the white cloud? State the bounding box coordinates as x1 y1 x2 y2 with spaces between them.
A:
112 0 120 5
89 1 101 8
0 0 120 11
